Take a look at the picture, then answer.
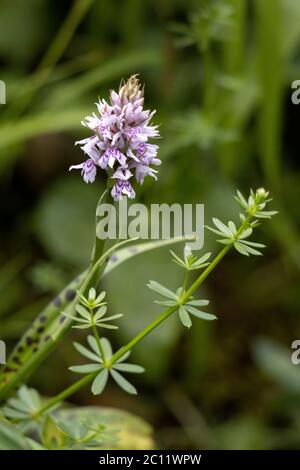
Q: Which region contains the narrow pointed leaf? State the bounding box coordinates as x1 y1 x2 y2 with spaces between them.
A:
98 313 123 322
72 324 93 329
179 305 192 329
228 221 237 234
69 364 102 374
91 369 109 395
110 369 137 395
187 299 209 307
113 363 145 373
87 335 100 355
18 387 36 410
185 305 217 321
116 351 131 363
239 228 253 239
147 281 178 300
75 305 91 320
154 300 177 307
100 338 113 360
95 323 118 330
240 240 265 248
93 306 107 321
73 342 102 363
212 218 232 236
234 241 249 256
239 243 262 256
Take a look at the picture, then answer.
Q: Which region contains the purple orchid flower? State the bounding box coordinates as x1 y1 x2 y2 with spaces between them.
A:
70 75 160 199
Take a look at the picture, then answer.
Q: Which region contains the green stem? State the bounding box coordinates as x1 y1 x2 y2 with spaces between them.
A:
181 270 190 298
36 372 98 418
91 312 106 363
36 215 253 414
110 213 252 365
108 306 178 365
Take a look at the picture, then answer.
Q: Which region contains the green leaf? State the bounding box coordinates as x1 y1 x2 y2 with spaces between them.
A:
186 299 210 307
205 225 227 237
179 305 192 329
185 305 217 321
2 408 29 420
100 338 113 360
192 252 211 268
154 300 177 307
228 221 237 234
212 218 232 236
18 385 37 410
87 335 101 355
170 250 185 267
240 240 265 248
0 421 29 450
91 369 109 395
2 386 42 422
76 305 91 320
73 342 102 363
95 291 106 304
147 280 178 300
8 398 31 413
239 243 262 256
235 190 248 209
217 238 233 245
116 351 131 363
113 364 145 374
234 241 250 256
239 228 253 239
98 313 123 322
94 323 118 330
69 364 102 374
93 306 108 321
74 341 101 363
72 324 93 330
55 406 153 450
110 370 137 395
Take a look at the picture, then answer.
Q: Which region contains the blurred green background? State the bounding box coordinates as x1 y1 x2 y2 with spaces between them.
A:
1 0 300 449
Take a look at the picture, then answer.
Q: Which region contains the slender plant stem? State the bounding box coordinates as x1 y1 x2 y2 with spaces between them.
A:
110 213 252 365
108 306 178 365
35 243 233 412
91 314 106 363
36 215 253 414
36 372 98 417
181 270 190 297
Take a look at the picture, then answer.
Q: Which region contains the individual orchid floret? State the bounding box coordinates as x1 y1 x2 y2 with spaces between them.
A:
111 168 136 200
70 75 160 200
69 159 97 184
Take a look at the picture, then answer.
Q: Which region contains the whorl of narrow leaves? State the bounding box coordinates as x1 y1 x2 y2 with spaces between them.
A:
62 288 123 330
206 188 277 256
3 386 42 422
170 245 211 270
70 336 144 396
147 279 216 329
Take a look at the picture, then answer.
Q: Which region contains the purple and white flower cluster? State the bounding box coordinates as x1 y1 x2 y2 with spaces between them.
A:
70 75 160 200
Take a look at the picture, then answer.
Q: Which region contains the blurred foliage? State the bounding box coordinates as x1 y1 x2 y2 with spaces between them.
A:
0 404 153 450
1 0 300 450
